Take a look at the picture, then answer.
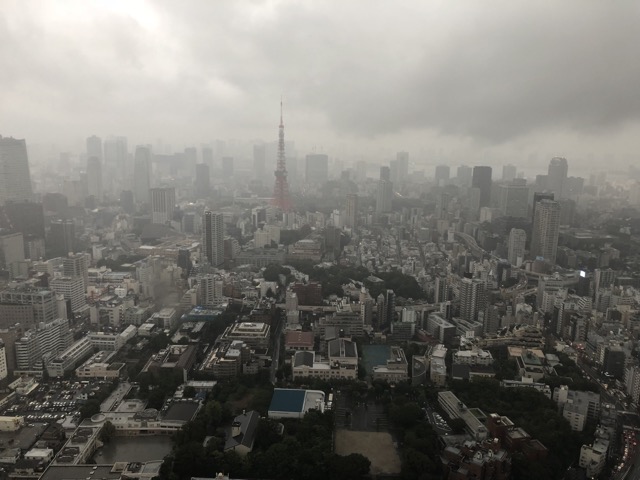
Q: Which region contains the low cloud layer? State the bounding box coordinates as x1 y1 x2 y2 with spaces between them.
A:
2 1 640 164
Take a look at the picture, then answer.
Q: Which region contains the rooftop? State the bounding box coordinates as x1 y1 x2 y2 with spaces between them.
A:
269 389 306 414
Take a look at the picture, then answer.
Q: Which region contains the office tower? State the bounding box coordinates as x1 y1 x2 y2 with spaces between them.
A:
459 277 487 322
0 136 34 205
497 181 529 218
0 232 25 276
253 144 266 181
472 166 492 208
194 164 211 199
345 194 358 229
49 276 86 313
532 191 554 222
435 276 449 303
376 166 393 214
48 219 75 257
104 136 127 167
305 154 329 185
150 187 176 225
558 198 576 225
251 207 267 230
86 135 102 159
184 147 197 168
222 157 234 177
202 146 214 170
2 201 45 238
456 165 473 187
63 253 89 291
199 274 224 307
565 177 584 198
202 210 224 267
508 228 527 266
133 146 151 204
86 156 103 201
376 289 396 328
0 286 57 329
530 199 561 264
360 288 373 325
547 157 568 198
42 193 68 216
120 190 134 214
435 165 450 186
391 152 409 185
103 136 128 192
502 164 517 182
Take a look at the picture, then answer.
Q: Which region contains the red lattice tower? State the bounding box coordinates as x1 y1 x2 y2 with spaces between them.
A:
271 100 292 211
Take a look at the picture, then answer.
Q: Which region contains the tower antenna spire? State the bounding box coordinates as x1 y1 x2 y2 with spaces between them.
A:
271 98 292 211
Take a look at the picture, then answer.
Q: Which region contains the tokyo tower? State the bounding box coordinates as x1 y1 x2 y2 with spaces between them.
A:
271 100 292 211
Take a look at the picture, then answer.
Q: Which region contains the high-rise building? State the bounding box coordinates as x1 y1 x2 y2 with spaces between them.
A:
508 228 527 266
202 211 224 267
305 154 329 185
459 277 486 322
184 147 197 171
0 286 58 329
435 165 450 186
120 190 134 214
86 156 103 201
376 167 393 214
63 253 89 292
456 165 473 187
0 232 25 277
547 157 568 199
0 136 34 205
497 181 529 218
49 276 86 313
391 152 409 185
103 136 128 193
150 187 176 225
253 144 266 181
48 219 75 257
86 135 102 160
530 199 561 264
472 166 492 208
222 157 234 177
532 191 554 222
502 164 517 182
2 201 45 238
133 146 151 204
345 194 358 229
195 164 211 198
202 146 214 170
199 274 224 307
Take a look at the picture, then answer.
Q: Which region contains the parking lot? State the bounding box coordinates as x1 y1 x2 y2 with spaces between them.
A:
334 393 389 432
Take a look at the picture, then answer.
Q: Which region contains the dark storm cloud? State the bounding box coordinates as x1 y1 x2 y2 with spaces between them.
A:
2 0 640 150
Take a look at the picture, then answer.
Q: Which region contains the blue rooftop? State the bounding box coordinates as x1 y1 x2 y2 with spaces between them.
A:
268 389 306 413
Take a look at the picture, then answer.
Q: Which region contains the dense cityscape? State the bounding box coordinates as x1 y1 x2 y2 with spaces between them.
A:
4 2 640 480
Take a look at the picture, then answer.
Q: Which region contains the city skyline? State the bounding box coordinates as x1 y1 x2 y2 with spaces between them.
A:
3 1 640 169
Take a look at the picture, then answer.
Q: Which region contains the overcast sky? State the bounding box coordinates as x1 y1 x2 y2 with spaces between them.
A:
2 0 640 170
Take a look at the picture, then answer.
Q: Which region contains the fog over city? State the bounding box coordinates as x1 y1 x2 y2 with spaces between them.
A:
3 1 640 170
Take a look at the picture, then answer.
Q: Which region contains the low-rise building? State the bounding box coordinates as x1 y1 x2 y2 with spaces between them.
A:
372 346 408 383
224 411 260 456
438 390 488 441
220 322 270 349
579 439 609 478
46 337 94 378
75 351 124 379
